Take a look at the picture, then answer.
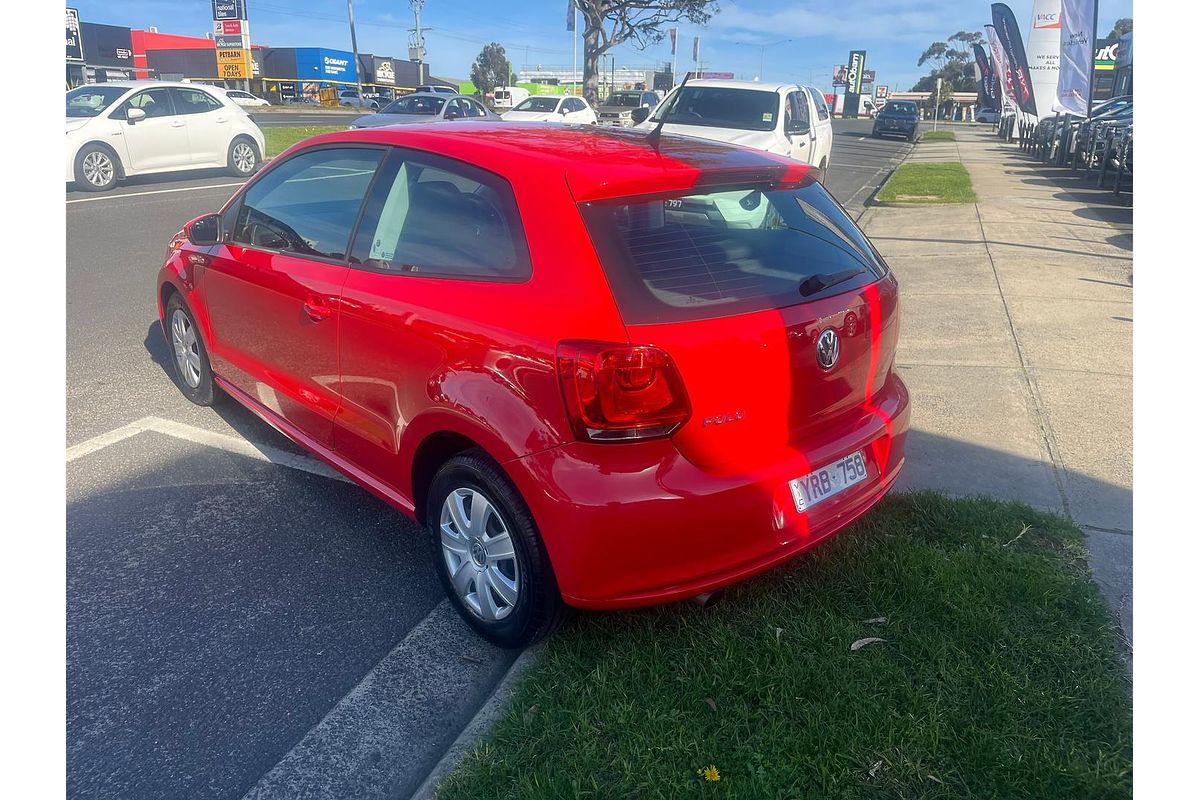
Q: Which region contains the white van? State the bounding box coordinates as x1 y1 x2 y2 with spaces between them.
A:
492 86 530 110
636 79 835 177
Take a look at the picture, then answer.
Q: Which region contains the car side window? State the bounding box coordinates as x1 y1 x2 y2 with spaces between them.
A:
644 93 658 107
808 88 830 120
464 98 488 117
350 150 532 281
232 147 385 261
172 88 223 115
118 88 175 119
787 92 810 129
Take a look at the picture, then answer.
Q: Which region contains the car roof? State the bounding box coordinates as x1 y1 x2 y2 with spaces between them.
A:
675 79 796 94
71 80 217 91
288 123 812 202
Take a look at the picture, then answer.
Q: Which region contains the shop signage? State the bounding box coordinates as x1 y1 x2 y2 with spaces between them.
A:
214 19 244 36
215 34 248 50
376 60 395 85
66 8 85 63
217 48 252 79
212 1 247 21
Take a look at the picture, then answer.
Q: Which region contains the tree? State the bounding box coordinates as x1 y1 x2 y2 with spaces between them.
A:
1107 18 1132 39
470 42 510 98
912 30 983 94
572 1 717 107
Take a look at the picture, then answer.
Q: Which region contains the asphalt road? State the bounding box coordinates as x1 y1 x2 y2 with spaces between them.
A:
249 110 361 127
65 118 910 799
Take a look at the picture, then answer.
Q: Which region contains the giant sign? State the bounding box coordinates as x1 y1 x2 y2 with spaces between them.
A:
844 50 866 118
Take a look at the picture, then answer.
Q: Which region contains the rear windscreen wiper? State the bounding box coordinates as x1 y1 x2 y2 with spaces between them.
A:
797 269 866 297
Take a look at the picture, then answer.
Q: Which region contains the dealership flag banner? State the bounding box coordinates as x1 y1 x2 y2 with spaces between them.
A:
973 43 998 109
693 36 700 62
566 1 574 31
991 3 1037 116
1026 0 1063 120
670 27 677 55
1053 0 1095 116
986 24 1014 111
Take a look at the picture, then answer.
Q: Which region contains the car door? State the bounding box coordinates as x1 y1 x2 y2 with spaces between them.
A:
331 148 534 493
783 90 816 165
111 87 189 172
199 145 386 446
170 87 232 166
806 87 834 169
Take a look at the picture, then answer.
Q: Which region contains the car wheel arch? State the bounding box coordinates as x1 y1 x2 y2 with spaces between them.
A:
77 140 126 180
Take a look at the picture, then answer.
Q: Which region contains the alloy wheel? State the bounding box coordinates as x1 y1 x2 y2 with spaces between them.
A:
82 150 114 187
232 142 256 173
170 308 202 389
439 487 520 621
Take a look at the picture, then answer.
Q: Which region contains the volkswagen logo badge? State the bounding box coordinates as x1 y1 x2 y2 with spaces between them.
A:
815 327 840 370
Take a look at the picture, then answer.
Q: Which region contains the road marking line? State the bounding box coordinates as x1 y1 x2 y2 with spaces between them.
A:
66 182 246 205
67 415 350 483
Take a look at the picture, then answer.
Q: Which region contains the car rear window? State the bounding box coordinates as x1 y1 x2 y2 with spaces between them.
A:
581 182 888 323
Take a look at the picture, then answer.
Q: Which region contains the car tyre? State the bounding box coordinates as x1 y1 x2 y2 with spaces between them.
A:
74 144 119 192
227 137 260 178
164 293 218 406
427 450 571 649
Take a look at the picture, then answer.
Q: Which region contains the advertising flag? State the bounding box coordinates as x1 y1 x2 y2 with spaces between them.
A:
566 1 575 31
973 43 998 109
991 3 1037 116
1052 0 1095 116
693 36 700 62
670 27 677 56
986 24 1013 110
1026 0 1063 119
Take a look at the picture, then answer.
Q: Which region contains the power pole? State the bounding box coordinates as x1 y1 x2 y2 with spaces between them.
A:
409 0 427 85
347 0 365 108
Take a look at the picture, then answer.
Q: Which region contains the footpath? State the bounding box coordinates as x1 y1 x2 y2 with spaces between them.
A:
857 125 1133 652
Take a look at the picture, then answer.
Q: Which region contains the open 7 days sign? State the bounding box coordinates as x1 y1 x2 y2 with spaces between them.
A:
217 48 251 79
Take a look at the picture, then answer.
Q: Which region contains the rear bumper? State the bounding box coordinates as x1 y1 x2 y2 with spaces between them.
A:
507 372 910 609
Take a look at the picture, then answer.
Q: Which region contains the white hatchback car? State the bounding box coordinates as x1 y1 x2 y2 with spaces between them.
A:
224 89 271 108
66 81 267 192
636 79 834 176
501 95 597 124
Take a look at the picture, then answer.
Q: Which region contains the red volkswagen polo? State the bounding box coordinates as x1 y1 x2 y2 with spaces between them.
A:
158 124 909 647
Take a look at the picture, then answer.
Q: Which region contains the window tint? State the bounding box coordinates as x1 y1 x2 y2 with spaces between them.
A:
350 151 531 280
121 88 174 119
581 182 887 324
233 147 384 261
463 98 488 117
883 101 917 115
651 87 780 131
171 88 223 115
787 91 810 128
808 88 830 120
644 93 659 107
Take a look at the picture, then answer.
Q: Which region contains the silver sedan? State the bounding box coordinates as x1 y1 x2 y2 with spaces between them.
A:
349 93 500 128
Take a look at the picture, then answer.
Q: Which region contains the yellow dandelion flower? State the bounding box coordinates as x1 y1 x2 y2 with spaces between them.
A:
697 765 721 782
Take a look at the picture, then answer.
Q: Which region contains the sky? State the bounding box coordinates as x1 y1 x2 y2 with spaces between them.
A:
73 0 1133 92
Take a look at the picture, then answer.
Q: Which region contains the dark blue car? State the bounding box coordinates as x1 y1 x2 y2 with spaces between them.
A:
872 100 920 141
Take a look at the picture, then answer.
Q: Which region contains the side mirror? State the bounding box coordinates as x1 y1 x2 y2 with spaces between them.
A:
445 109 461 120
559 106 569 115
631 107 651 124
126 107 146 123
186 213 223 246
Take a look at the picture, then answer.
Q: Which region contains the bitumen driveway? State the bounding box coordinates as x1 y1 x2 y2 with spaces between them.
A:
65 119 909 799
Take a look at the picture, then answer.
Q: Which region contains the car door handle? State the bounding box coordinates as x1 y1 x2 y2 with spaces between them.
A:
170 120 186 128
303 296 333 322
215 116 229 123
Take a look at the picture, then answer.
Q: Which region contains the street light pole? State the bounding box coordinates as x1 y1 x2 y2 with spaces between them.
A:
346 0 365 109
736 38 792 82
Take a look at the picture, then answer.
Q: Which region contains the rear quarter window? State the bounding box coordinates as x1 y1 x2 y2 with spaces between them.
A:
581 182 887 324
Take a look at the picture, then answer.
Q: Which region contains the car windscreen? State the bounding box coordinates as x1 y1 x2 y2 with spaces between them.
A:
650 87 780 132
606 93 641 108
381 96 445 115
67 86 128 118
581 182 888 324
514 97 559 113
883 102 917 116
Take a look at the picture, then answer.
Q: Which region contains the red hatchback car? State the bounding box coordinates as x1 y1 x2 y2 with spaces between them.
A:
158 124 909 647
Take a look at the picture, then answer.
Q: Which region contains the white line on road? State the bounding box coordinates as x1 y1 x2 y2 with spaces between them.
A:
66 181 246 205
66 415 350 483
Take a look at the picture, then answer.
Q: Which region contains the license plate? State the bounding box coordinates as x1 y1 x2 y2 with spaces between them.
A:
788 450 869 512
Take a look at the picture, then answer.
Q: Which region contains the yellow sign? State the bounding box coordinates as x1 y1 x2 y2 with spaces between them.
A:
216 48 251 79
318 86 339 107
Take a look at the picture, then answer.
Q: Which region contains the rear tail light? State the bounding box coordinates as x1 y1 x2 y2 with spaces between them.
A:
557 341 691 442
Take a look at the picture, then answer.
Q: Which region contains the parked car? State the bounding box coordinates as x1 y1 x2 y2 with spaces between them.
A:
872 100 921 141
66 81 266 192
339 89 380 110
224 89 270 108
975 108 1000 124
492 86 530 110
415 85 460 96
596 90 661 127
1090 94 1132 118
636 80 834 175
349 93 500 128
157 124 909 647
502 95 596 124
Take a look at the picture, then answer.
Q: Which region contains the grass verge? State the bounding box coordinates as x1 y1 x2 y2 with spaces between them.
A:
921 130 957 142
437 492 1131 800
876 162 977 204
263 126 346 158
